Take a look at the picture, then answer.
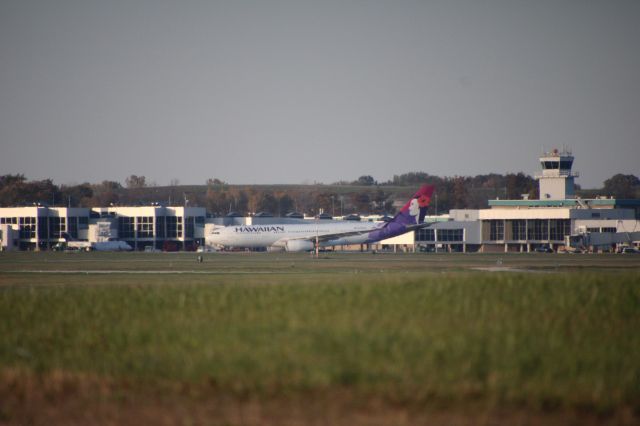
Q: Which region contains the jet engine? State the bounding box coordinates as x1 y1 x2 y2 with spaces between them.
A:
285 240 315 252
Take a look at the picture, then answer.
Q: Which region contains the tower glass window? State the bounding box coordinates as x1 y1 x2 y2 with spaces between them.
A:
416 228 435 241
437 229 463 241
559 160 572 170
489 220 504 241
527 219 549 240
512 220 526 240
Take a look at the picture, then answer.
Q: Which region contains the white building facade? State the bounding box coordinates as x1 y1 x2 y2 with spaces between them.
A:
0 205 205 251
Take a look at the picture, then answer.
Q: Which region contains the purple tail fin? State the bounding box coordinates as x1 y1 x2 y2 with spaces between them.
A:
366 185 435 243
391 184 435 227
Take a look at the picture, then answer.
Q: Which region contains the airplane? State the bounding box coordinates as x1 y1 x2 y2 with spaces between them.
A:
206 185 435 252
59 232 133 251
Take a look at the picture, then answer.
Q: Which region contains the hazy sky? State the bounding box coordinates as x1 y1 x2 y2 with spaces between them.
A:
1 0 639 188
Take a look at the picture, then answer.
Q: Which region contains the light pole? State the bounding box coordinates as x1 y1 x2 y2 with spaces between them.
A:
435 193 438 216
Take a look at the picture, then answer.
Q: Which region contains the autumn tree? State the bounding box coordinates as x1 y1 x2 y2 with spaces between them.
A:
246 188 260 214
603 174 640 199
350 191 371 213
449 176 468 209
60 183 94 207
505 173 536 200
225 188 249 214
205 188 230 215
125 175 146 188
355 175 376 186
206 178 226 187
256 192 279 215
277 194 295 216
0 174 27 206
311 192 337 215
91 181 122 206
371 189 393 213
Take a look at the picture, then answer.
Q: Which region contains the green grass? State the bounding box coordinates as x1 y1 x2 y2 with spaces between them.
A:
1 259 640 411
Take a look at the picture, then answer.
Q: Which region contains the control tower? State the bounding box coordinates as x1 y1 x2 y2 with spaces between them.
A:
535 148 579 200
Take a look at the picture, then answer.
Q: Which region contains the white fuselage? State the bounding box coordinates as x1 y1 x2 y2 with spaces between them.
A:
207 221 380 250
67 240 132 251
93 241 133 251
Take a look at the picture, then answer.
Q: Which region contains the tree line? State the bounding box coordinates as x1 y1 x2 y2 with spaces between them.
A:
1 172 638 216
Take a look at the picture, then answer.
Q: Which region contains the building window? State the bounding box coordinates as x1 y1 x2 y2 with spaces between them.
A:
549 219 570 241
166 216 182 238
512 220 526 240
601 227 617 233
68 217 78 239
437 229 463 242
19 217 36 239
136 216 154 238
118 217 135 239
489 220 504 241
156 216 165 238
527 219 549 241
79 217 89 229
416 228 435 241
185 217 195 238
195 216 205 227
49 217 66 238
37 217 48 239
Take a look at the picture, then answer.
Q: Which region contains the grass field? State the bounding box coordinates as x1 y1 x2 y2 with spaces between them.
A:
1 252 639 425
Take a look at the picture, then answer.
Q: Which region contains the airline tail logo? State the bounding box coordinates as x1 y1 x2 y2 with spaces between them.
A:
399 184 435 225
364 184 435 243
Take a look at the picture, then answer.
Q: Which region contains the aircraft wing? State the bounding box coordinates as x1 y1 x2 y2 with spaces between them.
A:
275 222 432 245
314 228 378 242
403 222 434 232
273 228 379 246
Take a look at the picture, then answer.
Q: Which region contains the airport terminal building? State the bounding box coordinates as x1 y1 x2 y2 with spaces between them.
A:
1 150 639 252
0 205 206 251
414 150 640 253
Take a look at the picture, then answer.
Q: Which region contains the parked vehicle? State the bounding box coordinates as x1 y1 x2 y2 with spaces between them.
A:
621 247 640 254
534 246 554 253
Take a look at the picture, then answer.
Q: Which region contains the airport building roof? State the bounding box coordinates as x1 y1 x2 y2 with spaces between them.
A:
488 198 640 208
